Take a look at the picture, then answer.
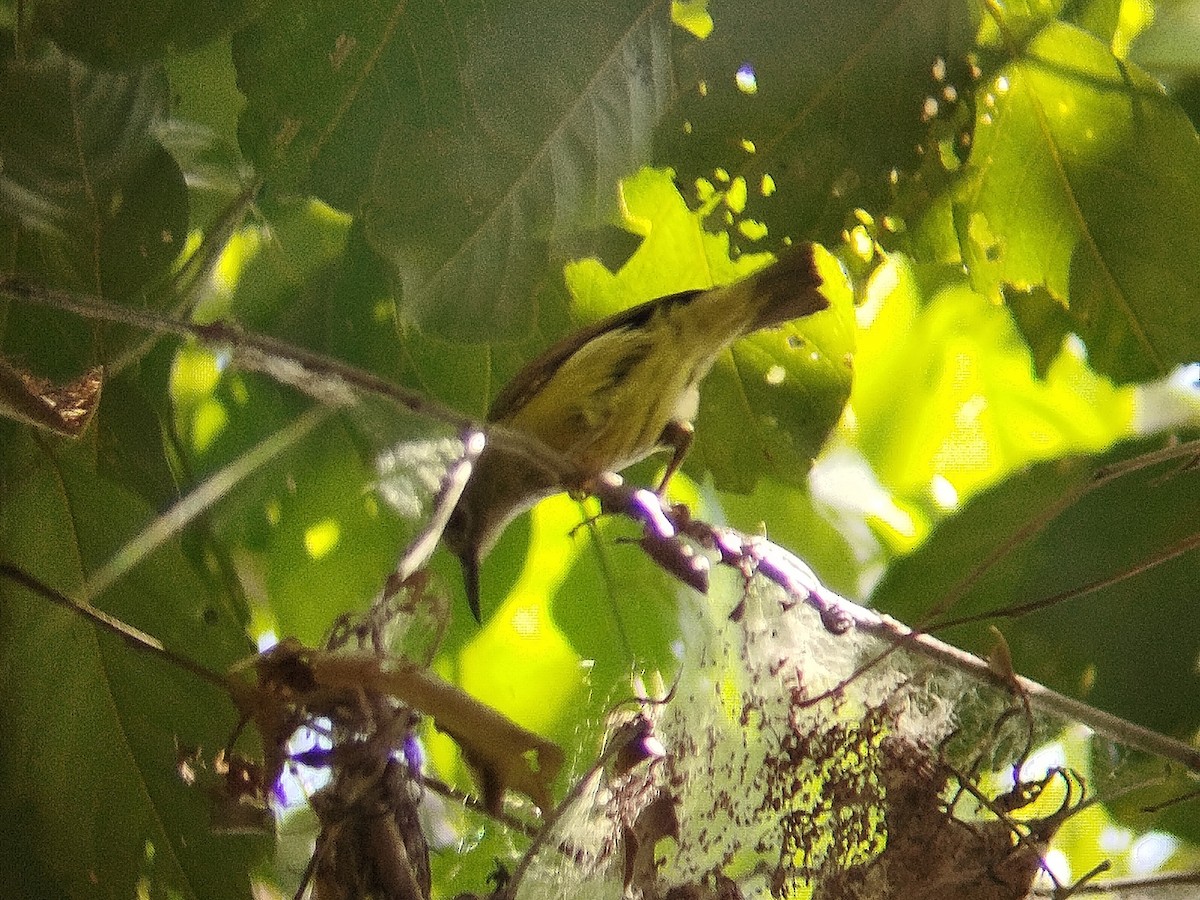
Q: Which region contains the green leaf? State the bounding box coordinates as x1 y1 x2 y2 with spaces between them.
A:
1004 283 1075 378
955 22 1200 382
550 498 682 705
93 351 187 509
0 39 187 377
849 252 1134 512
0 41 186 293
235 0 674 341
657 0 979 245
975 0 1123 48
1129 0 1200 74
564 167 852 491
233 0 410 204
161 38 251 228
0 436 265 900
32 0 263 68
256 417 407 644
697 244 855 490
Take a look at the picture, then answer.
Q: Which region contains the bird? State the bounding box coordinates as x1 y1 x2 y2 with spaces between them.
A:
442 242 830 620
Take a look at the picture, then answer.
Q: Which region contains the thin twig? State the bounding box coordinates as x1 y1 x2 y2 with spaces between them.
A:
583 475 1200 775
0 562 232 693
421 775 539 840
936 530 1200 631
920 437 1200 630
390 429 485 588
106 179 263 379
79 405 334 603
794 438 1200 736
1030 868 1200 896
0 278 581 487
848 606 1200 774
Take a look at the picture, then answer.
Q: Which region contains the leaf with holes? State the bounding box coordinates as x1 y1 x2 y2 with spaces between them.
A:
955 22 1200 382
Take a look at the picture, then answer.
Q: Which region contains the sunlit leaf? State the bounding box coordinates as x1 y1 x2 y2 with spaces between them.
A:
697 243 854 490
849 252 1134 510
956 22 1200 382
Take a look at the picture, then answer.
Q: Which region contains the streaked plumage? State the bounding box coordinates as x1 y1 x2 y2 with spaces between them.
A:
444 243 829 620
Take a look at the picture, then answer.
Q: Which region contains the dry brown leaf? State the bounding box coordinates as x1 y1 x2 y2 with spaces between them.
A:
0 356 102 437
232 639 563 814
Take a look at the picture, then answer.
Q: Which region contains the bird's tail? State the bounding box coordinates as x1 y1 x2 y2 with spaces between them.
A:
738 241 829 332
680 242 830 349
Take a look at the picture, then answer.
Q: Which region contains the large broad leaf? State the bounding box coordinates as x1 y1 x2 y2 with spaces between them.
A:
955 22 1200 382
0 40 186 296
0 38 187 379
0 434 266 900
563 168 855 491
30 0 262 68
234 0 675 341
657 0 979 245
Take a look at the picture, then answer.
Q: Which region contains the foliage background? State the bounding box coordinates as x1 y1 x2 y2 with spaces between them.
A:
1 0 1199 897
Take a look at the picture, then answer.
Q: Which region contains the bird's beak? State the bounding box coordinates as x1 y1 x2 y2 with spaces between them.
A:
460 550 483 622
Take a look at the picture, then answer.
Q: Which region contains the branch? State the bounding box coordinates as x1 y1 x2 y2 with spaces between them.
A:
0 562 231 693
1031 868 1200 897
0 277 582 488
587 479 1200 776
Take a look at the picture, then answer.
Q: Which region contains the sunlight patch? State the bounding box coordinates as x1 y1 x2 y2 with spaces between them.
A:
930 473 959 509
303 518 341 559
735 63 758 94
191 398 227 454
670 0 713 39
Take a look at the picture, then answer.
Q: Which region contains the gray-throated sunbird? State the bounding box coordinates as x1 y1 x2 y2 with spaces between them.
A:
443 242 830 620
